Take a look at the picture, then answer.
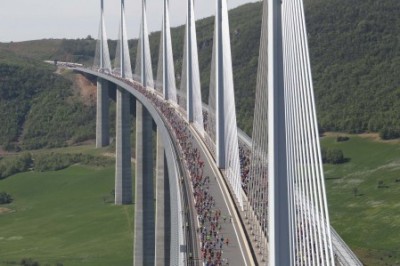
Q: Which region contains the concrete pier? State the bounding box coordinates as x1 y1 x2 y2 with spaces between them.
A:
96 78 109 148
134 100 155 265
115 87 132 205
155 131 170 265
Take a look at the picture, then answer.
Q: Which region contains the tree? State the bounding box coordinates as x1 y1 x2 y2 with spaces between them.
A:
0 192 13 204
327 149 345 164
379 127 400 140
321 147 346 164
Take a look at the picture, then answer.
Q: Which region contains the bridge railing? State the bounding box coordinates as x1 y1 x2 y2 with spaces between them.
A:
331 227 363 266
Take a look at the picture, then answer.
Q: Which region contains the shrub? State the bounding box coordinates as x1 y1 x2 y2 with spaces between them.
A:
336 136 350 142
0 153 33 179
0 192 13 204
379 127 400 140
321 147 346 164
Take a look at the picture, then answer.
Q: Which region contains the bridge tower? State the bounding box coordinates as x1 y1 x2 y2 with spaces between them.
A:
156 0 177 104
207 0 243 208
266 0 292 264
134 1 156 265
114 0 133 205
135 0 153 88
180 0 205 134
94 0 111 148
154 2 175 264
245 0 335 264
94 0 111 73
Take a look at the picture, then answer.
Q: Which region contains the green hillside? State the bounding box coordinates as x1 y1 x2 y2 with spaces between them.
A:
0 0 400 138
1 1 399 137
0 51 98 150
305 0 400 136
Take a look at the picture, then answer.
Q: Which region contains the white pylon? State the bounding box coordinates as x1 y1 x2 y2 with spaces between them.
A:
135 0 154 89
262 0 336 264
156 0 177 103
114 0 133 80
208 0 243 209
180 0 205 134
94 0 112 72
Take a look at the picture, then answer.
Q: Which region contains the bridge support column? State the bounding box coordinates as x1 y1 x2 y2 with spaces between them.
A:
115 87 132 205
134 100 155 266
96 78 109 148
155 130 170 265
268 0 291 264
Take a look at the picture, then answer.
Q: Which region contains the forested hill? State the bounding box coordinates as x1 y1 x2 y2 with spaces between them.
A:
305 0 400 137
0 51 97 151
0 0 399 141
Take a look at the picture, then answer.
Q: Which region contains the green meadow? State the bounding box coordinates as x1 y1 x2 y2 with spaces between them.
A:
0 162 134 266
322 134 400 266
1 136 400 265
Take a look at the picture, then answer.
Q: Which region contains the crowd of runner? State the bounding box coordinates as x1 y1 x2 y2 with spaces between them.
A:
239 144 251 194
95 69 342 265
116 77 231 265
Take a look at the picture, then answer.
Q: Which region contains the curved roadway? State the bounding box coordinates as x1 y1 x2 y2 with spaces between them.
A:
74 67 256 266
73 67 361 266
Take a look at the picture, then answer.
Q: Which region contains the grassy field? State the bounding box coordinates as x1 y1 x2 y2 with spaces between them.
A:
1 136 400 265
322 134 400 266
0 162 134 266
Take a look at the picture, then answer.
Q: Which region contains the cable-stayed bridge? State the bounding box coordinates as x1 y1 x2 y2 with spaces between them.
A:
69 0 364 265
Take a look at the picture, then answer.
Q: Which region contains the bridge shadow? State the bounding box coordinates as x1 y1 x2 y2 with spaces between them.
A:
325 176 342 180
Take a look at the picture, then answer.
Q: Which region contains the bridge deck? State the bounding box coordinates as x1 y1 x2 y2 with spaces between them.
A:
74 67 361 266
144 89 255 265
152 92 255 265
186 125 254 265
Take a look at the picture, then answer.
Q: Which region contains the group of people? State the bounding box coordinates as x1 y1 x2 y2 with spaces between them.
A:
113 74 256 197
118 78 230 265
107 73 335 265
239 144 251 194
113 75 264 265
160 103 230 266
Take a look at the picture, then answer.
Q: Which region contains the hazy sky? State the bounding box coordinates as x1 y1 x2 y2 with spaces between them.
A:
0 0 258 42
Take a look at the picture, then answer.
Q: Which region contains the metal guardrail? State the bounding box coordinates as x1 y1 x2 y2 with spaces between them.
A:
331 228 363 266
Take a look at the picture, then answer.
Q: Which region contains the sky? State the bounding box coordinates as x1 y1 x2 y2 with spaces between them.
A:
0 0 258 42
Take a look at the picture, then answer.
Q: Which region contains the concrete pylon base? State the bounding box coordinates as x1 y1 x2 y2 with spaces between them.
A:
115 87 132 205
155 131 171 265
96 78 110 148
134 100 155 265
